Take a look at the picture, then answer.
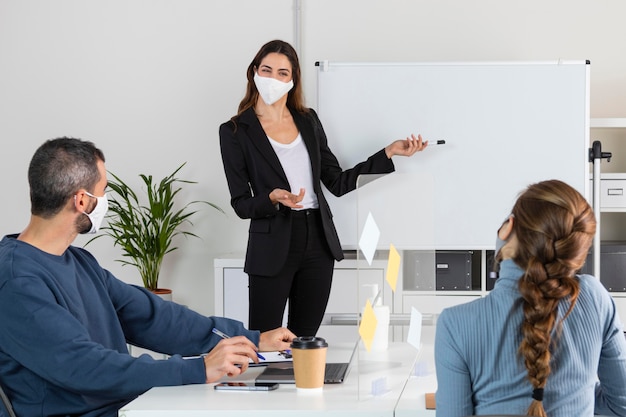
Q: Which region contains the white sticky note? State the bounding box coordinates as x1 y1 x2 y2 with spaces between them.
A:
407 307 423 350
358 212 380 266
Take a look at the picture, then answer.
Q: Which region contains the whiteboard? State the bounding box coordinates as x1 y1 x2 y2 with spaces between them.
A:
316 61 590 250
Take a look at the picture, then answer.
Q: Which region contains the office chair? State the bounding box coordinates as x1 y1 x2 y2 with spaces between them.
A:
0 382 16 417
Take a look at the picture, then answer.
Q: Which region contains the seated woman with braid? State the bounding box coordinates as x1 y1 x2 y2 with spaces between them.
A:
435 179 626 417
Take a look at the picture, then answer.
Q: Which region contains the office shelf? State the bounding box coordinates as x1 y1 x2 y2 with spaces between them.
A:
591 118 626 128
590 118 626 318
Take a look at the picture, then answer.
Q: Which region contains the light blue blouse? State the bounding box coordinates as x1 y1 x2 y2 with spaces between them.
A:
435 259 626 417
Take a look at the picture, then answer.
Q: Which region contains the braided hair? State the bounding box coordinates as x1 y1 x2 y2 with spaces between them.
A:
495 180 596 417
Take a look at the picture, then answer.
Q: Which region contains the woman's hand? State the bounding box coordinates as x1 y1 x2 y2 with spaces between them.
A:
384 134 428 158
259 327 297 352
270 187 305 208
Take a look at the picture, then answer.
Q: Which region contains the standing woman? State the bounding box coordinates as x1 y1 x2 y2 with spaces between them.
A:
219 39 428 337
435 180 626 417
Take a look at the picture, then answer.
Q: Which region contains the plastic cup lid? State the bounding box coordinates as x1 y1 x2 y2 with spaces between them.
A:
290 336 328 349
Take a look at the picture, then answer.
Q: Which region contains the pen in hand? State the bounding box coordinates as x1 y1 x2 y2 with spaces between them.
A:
212 327 266 361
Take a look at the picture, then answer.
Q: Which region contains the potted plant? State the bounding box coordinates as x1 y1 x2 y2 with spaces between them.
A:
88 162 224 296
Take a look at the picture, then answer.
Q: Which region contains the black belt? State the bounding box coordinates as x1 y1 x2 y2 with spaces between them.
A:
291 208 320 218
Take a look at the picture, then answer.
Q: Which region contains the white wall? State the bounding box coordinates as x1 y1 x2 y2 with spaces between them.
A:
1 0 625 316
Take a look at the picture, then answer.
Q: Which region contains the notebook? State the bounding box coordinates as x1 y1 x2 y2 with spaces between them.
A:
255 338 359 384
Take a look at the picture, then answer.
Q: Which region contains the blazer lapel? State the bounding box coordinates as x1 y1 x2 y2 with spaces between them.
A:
239 108 287 179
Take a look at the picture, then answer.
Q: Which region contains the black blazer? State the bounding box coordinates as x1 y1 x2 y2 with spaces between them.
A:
219 107 395 277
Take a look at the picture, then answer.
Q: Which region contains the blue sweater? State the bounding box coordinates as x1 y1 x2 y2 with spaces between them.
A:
0 235 260 417
435 259 626 417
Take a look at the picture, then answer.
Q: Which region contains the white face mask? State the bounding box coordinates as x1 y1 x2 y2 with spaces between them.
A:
81 192 109 234
254 72 294 105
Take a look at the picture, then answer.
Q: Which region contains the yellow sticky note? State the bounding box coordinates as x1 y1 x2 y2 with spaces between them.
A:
386 244 401 292
359 299 378 352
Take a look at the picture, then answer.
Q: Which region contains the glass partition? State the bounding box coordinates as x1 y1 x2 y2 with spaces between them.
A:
353 172 435 401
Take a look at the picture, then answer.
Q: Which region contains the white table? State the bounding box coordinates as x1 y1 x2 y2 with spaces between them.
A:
119 342 434 417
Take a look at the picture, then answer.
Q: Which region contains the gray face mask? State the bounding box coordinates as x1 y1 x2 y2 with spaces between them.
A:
495 234 508 255
495 214 514 255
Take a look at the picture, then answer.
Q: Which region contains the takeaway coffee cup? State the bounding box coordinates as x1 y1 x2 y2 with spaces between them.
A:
291 336 328 389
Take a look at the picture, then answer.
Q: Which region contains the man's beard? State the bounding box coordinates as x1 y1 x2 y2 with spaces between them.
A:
75 200 95 234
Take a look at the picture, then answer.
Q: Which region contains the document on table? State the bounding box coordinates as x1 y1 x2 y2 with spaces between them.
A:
184 351 292 365
249 351 293 366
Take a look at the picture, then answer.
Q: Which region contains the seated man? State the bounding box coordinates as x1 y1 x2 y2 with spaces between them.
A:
0 137 296 417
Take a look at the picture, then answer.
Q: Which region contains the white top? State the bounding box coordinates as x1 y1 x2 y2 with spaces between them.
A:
268 133 319 210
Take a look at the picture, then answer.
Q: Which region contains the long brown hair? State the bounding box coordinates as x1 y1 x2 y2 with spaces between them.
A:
234 39 308 120
496 180 596 416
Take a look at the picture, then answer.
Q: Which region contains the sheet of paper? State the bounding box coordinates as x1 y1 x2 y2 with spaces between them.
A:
358 212 380 266
407 307 423 350
386 243 401 292
359 299 378 352
248 351 293 366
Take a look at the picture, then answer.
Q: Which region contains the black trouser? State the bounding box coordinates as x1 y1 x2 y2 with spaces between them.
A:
248 209 334 337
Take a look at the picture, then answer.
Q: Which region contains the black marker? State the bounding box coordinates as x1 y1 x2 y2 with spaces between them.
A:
434 140 446 145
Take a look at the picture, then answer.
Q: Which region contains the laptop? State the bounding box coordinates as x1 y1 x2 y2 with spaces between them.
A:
255 338 359 384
